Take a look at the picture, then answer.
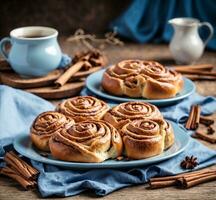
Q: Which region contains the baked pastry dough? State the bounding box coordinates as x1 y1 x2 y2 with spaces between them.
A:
163 120 175 149
103 102 163 129
56 96 109 122
49 120 123 162
102 60 183 99
31 111 74 151
121 118 174 159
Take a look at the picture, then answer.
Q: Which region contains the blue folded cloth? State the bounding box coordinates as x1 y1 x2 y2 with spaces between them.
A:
111 0 216 50
58 54 72 68
0 85 54 159
81 88 216 132
0 85 215 197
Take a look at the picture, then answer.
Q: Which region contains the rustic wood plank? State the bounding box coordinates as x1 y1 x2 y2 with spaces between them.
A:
0 40 215 200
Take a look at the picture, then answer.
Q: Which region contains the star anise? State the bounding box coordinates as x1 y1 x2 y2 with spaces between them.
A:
207 126 215 135
180 156 199 169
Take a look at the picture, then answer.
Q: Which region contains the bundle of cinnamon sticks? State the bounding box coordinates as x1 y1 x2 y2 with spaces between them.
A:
0 151 39 190
173 64 216 80
149 168 216 189
185 105 201 130
185 105 216 143
174 64 216 80
55 50 107 87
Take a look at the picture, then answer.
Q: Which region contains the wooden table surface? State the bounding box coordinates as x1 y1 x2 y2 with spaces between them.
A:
0 39 216 200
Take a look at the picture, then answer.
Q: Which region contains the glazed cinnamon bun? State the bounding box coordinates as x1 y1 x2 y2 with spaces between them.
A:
102 60 183 99
49 120 123 162
56 96 109 122
103 102 163 129
31 111 74 151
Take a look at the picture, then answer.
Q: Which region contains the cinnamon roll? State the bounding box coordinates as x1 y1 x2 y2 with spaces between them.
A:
31 111 74 151
49 120 123 162
102 60 183 99
102 60 145 97
121 118 174 159
103 102 163 129
56 96 109 122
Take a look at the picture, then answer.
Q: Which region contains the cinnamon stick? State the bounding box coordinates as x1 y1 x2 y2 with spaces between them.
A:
149 180 176 188
150 169 215 182
200 116 214 126
0 166 36 190
185 105 201 130
195 131 216 143
193 105 201 129
4 151 39 180
184 74 216 81
149 169 216 189
175 69 216 77
185 105 196 129
177 172 216 188
55 61 87 87
173 64 214 71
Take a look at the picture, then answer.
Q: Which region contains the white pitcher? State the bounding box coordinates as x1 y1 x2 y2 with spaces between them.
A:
169 18 213 64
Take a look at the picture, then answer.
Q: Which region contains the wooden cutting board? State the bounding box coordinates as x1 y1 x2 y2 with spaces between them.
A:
26 82 85 99
0 70 63 88
0 67 101 88
0 60 102 99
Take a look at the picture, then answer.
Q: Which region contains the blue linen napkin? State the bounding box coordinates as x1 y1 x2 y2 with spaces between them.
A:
0 85 55 159
58 54 72 68
0 85 215 197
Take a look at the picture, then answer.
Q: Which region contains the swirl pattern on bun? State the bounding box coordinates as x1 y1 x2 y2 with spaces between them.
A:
31 111 73 151
103 102 163 129
49 120 123 162
56 96 109 122
121 118 174 159
102 60 183 99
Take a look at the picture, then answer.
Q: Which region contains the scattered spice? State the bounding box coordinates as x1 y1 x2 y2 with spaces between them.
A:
207 126 215 135
180 156 199 170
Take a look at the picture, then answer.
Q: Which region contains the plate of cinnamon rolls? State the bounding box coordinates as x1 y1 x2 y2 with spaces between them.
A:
13 96 190 168
86 60 195 106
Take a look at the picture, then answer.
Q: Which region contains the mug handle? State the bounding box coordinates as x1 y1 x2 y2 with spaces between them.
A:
0 37 12 61
199 22 214 46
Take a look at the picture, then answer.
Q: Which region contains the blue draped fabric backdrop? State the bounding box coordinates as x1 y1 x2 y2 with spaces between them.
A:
111 0 216 50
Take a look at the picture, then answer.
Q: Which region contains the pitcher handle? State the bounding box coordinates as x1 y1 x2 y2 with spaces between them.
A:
0 37 12 62
199 22 214 46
